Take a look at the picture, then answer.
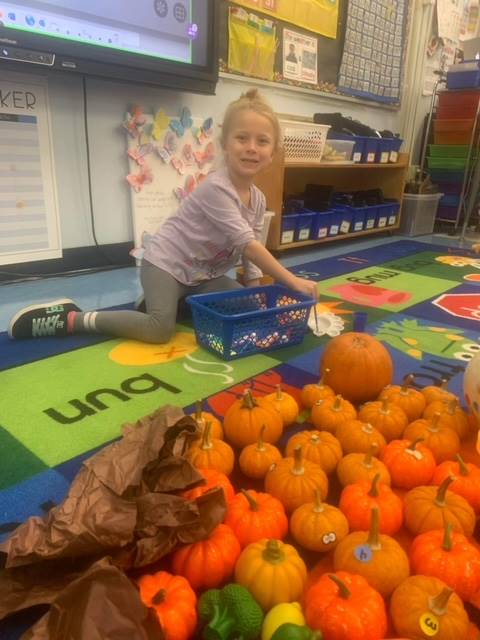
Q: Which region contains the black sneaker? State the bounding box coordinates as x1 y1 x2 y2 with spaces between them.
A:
8 299 81 339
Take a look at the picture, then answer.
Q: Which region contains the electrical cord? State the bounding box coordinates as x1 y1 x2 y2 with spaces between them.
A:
0 263 136 286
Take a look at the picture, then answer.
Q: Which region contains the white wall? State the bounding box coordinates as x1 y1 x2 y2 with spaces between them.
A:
41 70 405 250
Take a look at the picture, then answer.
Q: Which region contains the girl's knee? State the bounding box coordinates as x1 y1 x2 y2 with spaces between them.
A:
143 320 176 344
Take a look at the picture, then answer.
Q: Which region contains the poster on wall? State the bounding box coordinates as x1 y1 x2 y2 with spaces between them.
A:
282 28 318 84
124 105 217 260
228 6 277 81
0 72 61 266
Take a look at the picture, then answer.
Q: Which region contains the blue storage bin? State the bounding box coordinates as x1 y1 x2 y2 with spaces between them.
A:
362 137 380 163
329 210 342 236
376 203 390 228
295 211 316 242
334 206 353 234
365 205 378 229
389 138 403 162
375 139 391 164
351 206 367 231
281 214 298 244
186 285 315 360
311 210 332 239
328 133 364 163
440 194 461 207
385 200 401 226
429 169 465 184
447 62 480 90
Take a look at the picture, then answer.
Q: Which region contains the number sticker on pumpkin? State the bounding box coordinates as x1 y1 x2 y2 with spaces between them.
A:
322 532 337 545
354 544 372 563
419 613 439 636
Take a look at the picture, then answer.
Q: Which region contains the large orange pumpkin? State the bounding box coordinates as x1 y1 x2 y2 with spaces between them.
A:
320 332 393 405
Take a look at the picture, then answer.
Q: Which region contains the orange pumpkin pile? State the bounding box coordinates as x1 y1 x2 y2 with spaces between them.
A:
132 338 480 640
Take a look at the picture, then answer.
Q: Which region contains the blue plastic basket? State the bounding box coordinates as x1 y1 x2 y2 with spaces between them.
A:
186 286 315 360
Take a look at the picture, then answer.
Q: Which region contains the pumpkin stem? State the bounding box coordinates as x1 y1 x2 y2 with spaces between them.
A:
241 488 259 512
256 425 267 452
367 507 381 550
292 446 305 475
313 489 325 513
262 539 285 564
441 521 454 552
429 412 441 431
408 437 424 451
440 378 448 390
368 473 381 497
319 368 330 386
456 454 469 476
447 398 458 415
363 445 378 468
195 400 203 422
435 476 454 506
328 574 351 599
429 587 454 616
201 422 213 450
380 397 390 414
151 588 167 605
275 384 283 400
400 373 415 395
361 422 374 434
311 434 321 444
333 395 343 412
243 389 257 410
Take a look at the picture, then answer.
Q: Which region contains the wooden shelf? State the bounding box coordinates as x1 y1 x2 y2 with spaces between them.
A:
274 224 400 251
254 152 410 251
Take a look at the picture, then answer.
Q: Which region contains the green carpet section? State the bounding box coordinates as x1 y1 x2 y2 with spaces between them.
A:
380 251 480 282
322 268 458 311
0 426 48 490
0 337 279 467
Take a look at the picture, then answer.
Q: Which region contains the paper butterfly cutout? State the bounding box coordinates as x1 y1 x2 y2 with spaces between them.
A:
156 146 172 163
196 172 208 184
128 143 154 165
171 157 185 175
169 106 193 137
152 109 170 140
193 117 214 144
126 165 153 193
194 141 215 168
164 130 178 154
173 174 196 201
182 143 195 165
123 105 146 138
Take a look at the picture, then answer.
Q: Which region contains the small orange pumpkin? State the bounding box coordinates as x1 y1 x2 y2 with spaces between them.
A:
305 572 388 640
310 394 357 434
423 398 470 440
357 397 408 442
390 575 470 640
404 476 476 537
380 437 436 489
335 419 387 455
421 378 457 405
432 454 480 514
182 467 235 503
285 429 342 475
171 523 241 590
290 489 349 552
410 521 480 601
320 331 394 405
189 399 224 439
333 507 410 597
264 384 299 427
224 489 288 548
223 389 283 448
264 446 328 513
379 373 426 421
300 371 335 408
403 412 460 463
235 538 307 611
186 422 234 475
238 425 282 479
136 571 197 640
339 472 403 535
337 447 391 487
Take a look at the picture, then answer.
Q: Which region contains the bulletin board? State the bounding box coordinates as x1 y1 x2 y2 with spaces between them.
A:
123 106 217 259
219 0 410 107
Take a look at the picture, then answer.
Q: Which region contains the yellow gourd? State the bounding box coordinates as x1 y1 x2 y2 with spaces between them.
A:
261 602 306 640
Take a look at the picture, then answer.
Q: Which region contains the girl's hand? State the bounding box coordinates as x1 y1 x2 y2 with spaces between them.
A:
291 276 319 301
473 243 480 254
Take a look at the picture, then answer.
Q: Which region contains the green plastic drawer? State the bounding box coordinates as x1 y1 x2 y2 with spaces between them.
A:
428 144 469 158
427 156 469 170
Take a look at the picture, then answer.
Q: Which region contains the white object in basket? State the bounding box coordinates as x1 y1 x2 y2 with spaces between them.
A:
280 119 331 163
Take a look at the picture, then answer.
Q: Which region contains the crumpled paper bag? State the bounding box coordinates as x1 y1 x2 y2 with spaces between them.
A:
0 404 226 635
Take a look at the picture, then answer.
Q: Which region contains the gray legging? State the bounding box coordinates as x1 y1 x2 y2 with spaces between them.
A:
73 260 243 343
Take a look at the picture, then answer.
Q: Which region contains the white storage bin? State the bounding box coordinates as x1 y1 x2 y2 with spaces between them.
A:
399 193 443 236
259 210 275 246
280 120 330 163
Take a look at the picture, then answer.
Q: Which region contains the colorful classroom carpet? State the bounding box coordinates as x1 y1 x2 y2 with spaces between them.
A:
2 238 480 636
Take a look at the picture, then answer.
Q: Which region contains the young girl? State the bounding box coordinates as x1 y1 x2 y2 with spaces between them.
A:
9 89 318 343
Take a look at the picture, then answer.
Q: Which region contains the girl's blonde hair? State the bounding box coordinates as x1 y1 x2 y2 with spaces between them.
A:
220 89 282 152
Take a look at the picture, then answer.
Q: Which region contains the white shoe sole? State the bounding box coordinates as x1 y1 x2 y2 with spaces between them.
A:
8 298 77 339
